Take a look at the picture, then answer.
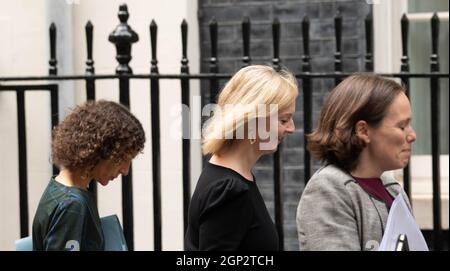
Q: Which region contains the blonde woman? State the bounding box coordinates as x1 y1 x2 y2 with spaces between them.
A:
185 65 298 251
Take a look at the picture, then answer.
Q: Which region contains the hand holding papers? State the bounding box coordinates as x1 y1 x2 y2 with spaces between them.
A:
378 194 429 251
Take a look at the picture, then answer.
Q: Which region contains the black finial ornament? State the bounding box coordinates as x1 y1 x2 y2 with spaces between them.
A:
49 23 57 75
301 15 311 72
85 21 94 74
242 16 251 66
108 4 139 74
400 13 409 72
181 19 189 73
272 18 281 71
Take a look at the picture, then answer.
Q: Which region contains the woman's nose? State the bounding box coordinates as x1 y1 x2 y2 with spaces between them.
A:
286 119 295 134
407 127 416 143
120 163 130 176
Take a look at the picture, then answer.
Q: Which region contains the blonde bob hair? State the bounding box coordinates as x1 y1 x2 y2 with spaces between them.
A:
202 65 298 155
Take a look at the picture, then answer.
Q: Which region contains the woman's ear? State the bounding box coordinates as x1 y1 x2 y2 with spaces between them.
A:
354 120 370 144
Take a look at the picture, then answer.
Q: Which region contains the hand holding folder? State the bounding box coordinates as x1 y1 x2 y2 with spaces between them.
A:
395 234 410 251
378 195 428 251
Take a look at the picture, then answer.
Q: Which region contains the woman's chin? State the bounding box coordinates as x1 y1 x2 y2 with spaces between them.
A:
258 139 279 152
97 179 110 186
263 149 277 155
259 144 278 154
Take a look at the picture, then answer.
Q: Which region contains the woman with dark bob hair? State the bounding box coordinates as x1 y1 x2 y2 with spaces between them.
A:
32 100 145 251
296 74 417 251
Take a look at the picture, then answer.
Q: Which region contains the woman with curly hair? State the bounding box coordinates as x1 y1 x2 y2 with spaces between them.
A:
296 74 417 250
32 100 145 251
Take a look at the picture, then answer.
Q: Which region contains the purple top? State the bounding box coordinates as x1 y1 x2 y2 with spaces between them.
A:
353 177 394 209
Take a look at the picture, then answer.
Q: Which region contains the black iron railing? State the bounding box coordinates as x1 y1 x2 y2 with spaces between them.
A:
0 4 447 250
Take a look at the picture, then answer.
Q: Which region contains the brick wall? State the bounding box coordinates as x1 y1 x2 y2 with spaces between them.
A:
198 0 372 250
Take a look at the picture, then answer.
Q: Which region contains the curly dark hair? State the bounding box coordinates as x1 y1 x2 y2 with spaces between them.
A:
307 74 405 171
52 100 146 171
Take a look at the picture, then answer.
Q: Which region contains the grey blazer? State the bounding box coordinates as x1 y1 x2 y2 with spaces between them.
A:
296 164 412 251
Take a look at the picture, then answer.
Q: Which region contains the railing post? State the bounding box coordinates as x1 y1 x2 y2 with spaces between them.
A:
17 87 28 238
49 23 59 177
429 12 442 251
50 84 59 176
108 4 138 75
180 19 191 237
400 14 410 75
334 10 342 85
85 21 95 77
49 23 57 75
209 18 219 104
85 20 97 204
108 3 139 251
271 17 284 250
364 13 373 72
242 17 251 67
272 18 281 71
302 16 312 184
50 85 59 150
85 20 95 100
150 19 162 251
400 13 412 202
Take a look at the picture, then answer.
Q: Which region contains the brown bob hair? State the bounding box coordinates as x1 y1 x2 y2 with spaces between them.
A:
307 74 405 171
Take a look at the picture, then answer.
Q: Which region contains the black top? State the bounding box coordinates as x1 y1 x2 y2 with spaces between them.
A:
32 178 104 251
185 162 279 251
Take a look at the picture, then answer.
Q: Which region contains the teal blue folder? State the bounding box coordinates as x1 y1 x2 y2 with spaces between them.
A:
15 214 127 251
101 214 128 251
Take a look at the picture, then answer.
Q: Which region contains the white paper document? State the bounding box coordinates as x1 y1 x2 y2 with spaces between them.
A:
378 194 429 251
